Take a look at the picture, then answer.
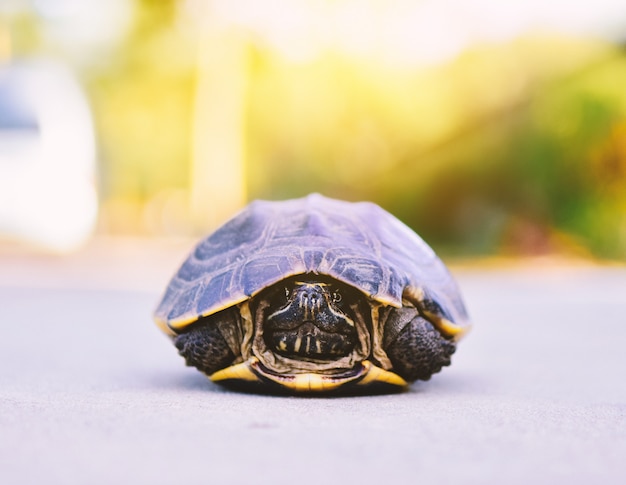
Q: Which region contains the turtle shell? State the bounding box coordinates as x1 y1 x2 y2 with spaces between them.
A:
154 194 469 336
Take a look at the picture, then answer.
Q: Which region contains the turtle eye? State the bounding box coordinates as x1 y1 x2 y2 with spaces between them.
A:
332 290 342 303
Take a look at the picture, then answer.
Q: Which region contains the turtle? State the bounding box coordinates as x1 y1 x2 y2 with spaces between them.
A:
154 193 471 394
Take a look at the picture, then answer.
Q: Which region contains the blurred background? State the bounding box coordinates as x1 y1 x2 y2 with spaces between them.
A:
1 0 626 260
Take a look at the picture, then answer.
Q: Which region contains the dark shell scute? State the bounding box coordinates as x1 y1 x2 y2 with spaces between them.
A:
329 256 386 298
166 281 202 322
302 250 324 272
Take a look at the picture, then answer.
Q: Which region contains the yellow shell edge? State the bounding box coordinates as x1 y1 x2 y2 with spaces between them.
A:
210 359 407 392
356 360 408 388
210 361 261 383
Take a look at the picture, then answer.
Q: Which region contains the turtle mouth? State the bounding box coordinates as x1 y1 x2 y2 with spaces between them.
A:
266 321 357 359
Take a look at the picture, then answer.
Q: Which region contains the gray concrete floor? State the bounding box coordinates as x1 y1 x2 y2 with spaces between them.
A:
1 242 625 485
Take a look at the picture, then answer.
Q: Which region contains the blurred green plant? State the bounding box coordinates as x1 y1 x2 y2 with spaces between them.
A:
93 17 626 258
244 37 626 258
378 47 626 259
89 0 195 200
6 1 625 259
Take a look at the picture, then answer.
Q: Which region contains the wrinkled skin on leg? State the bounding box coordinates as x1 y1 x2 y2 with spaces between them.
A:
383 306 456 381
173 308 239 376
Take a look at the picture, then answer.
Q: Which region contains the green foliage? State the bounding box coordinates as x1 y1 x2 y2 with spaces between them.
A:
87 0 195 201
72 2 626 257
380 51 626 258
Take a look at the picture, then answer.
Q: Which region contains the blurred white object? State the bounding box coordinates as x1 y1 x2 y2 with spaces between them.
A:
0 59 98 252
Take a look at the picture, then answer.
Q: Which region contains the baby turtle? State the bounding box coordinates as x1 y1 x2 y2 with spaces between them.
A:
154 194 470 394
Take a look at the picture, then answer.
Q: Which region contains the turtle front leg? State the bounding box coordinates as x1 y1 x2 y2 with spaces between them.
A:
384 307 456 382
173 311 240 376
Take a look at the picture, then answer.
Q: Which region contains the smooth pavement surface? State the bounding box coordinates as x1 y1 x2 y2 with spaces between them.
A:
1 241 624 485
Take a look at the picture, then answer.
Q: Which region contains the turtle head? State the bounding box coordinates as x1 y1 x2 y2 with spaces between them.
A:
263 279 358 359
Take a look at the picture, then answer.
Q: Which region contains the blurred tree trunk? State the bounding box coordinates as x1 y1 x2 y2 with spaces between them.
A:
190 28 248 231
